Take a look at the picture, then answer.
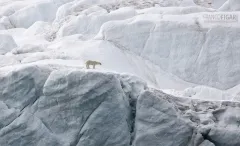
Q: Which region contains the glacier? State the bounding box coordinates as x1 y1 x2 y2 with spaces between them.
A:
0 0 240 145
0 64 240 146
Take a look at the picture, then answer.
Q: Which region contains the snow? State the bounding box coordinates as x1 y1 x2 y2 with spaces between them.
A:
11 44 45 55
0 63 240 146
212 0 227 9
137 6 216 15
57 7 137 38
0 34 17 54
0 16 13 30
0 0 240 145
0 55 19 67
97 12 240 90
0 65 132 146
9 1 59 28
0 0 238 101
135 89 240 146
163 85 236 101
219 0 240 11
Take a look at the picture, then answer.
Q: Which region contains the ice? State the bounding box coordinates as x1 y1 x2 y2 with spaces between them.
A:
219 0 240 11
9 1 59 28
11 44 45 55
199 140 215 146
0 55 19 67
57 7 137 38
0 0 239 145
0 34 17 54
0 64 239 146
163 85 236 101
97 12 240 90
0 16 13 30
134 89 240 146
0 64 132 146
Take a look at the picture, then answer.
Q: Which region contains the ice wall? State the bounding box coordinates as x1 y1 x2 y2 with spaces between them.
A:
0 64 240 146
97 13 240 90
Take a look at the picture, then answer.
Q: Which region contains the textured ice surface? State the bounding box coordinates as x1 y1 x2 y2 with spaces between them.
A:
0 0 239 145
0 0 239 100
0 64 239 146
97 13 240 90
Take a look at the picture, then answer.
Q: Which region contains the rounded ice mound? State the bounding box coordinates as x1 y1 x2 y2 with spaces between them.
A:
54 1 103 22
0 34 17 54
9 1 58 28
54 4 108 30
0 2 28 17
57 7 136 38
81 6 108 16
55 1 76 22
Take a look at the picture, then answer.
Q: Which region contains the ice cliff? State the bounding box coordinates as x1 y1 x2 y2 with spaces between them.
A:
0 63 240 146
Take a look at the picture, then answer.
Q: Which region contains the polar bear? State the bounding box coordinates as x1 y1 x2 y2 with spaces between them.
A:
85 60 102 69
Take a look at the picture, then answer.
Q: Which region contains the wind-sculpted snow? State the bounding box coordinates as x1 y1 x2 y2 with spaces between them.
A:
0 64 240 146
